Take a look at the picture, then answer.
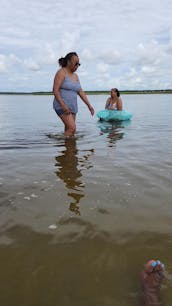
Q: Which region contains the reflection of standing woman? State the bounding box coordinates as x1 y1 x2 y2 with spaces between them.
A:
53 52 95 137
105 88 123 110
55 138 93 215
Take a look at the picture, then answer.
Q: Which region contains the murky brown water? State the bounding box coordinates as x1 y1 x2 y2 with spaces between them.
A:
0 94 172 305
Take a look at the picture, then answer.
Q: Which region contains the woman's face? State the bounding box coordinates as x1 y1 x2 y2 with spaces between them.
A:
68 55 81 72
110 89 117 98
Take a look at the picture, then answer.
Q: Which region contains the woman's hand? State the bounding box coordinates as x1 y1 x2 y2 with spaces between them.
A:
78 89 95 116
88 105 95 116
63 106 71 115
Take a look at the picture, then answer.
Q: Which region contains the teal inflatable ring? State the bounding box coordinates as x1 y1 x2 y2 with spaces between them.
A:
97 109 132 121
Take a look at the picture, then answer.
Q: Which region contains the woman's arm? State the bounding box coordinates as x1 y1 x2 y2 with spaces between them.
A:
105 98 110 109
53 69 71 114
78 89 94 115
117 97 123 110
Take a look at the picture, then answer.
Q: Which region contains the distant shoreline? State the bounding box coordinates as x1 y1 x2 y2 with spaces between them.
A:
0 90 172 95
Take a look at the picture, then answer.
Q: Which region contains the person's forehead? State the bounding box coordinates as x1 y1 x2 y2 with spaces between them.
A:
71 55 79 60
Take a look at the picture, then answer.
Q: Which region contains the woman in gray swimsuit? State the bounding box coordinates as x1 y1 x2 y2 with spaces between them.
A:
53 52 95 137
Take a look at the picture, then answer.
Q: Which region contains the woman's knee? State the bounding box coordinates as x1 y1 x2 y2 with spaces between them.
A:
64 121 76 134
68 124 76 134
61 114 76 134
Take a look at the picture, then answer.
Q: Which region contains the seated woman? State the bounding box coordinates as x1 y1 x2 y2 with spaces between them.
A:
105 88 123 111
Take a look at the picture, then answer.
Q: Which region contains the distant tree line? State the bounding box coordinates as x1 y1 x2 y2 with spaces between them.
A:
0 89 172 95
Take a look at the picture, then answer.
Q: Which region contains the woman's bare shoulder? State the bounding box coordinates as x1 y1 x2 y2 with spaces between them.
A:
54 68 66 80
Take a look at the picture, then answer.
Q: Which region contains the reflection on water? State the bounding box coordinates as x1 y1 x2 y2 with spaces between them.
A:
55 137 94 215
97 120 131 147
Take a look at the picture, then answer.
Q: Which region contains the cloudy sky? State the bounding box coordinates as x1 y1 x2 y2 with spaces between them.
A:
1 0 172 92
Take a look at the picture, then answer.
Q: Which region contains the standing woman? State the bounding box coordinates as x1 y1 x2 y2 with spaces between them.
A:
105 88 123 111
53 52 95 137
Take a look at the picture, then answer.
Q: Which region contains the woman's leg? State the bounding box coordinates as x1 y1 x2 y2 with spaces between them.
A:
60 113 76 137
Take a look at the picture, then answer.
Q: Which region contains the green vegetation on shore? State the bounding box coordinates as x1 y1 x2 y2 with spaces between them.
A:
0 89 172 95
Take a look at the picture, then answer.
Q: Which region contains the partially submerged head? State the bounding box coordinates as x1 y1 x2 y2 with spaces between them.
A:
144 259 165 273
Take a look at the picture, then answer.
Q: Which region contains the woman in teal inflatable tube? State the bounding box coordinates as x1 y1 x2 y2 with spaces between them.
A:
97 88 132 121
105 88 123 111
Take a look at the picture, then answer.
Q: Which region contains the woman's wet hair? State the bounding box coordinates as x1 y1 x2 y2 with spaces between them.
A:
112 88 120 97
58 52 78 67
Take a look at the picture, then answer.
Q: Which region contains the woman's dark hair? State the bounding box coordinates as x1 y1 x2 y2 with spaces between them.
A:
112 88 120 97
58 52 78 67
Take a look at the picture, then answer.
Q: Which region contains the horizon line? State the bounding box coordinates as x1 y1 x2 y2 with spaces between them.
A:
0 89 172 94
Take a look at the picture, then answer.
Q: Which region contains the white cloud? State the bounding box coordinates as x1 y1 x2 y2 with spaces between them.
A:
0 53 21 73
0 62 7 73
96 63 109 73
128 68 137 77
137 42 166 66
141 66 156 74
24 59 40 71
37 44 57 66
98 50 122 65
81 49 93 61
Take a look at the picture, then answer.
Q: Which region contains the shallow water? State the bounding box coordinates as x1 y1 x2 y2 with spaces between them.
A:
0 94 172 305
